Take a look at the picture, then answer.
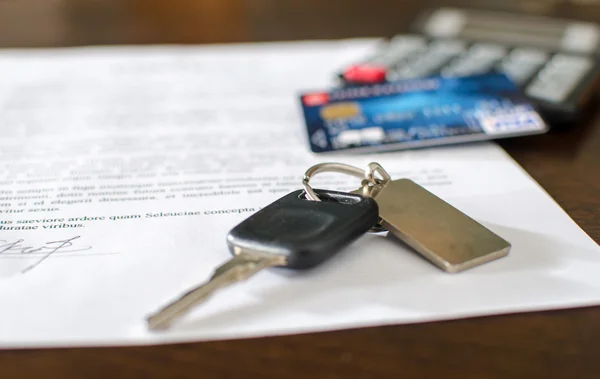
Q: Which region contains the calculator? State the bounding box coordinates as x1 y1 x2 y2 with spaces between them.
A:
338 7 600 124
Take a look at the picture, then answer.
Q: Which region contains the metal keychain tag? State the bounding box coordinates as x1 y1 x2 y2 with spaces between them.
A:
362 176 511 272
302 162 511 273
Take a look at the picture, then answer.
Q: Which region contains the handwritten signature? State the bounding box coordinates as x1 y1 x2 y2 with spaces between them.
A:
0 236 92 273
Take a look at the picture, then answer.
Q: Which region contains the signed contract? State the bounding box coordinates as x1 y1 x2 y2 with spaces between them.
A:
1 40 599 348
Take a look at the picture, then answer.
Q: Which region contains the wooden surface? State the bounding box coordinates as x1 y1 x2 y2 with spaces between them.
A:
1 0 600 378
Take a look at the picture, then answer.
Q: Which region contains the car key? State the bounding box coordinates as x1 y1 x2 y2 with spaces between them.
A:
355 163 511 273
147 188 378 330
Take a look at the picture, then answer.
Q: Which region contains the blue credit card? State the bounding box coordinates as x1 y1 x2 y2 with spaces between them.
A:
300 73 548 153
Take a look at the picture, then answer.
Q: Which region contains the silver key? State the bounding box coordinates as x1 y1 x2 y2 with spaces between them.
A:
147 186 379 330
147 249 285 330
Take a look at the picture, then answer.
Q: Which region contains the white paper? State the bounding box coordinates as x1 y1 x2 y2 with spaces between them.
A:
0 40 599 348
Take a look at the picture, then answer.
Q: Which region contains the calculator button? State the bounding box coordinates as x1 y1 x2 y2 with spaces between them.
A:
498 48 549 85
441 43 507 77
468 43 507 59
342 64 387 83
429 39 467 54
388 35 427 50
376 35 426 66
509 48 548 63
388 39 465 80
525 54 593 103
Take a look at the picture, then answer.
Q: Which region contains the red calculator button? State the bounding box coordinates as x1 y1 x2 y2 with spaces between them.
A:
343 65 387 83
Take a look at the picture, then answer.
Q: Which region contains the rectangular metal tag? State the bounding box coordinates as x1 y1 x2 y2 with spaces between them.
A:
364 179 510 273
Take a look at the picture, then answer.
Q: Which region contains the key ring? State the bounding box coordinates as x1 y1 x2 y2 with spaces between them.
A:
302 162 391 202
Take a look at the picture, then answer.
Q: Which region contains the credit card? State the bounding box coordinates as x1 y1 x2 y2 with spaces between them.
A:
300 73 549 153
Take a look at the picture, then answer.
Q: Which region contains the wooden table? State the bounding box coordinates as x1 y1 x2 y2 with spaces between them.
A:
1 1 599 377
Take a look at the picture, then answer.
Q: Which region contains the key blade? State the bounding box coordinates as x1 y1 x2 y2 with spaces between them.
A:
147 252 285 330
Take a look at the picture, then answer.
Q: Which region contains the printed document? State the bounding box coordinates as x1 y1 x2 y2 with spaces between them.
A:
0 40 599 348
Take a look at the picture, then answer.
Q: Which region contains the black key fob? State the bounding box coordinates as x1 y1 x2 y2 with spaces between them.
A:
226 189 379 269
